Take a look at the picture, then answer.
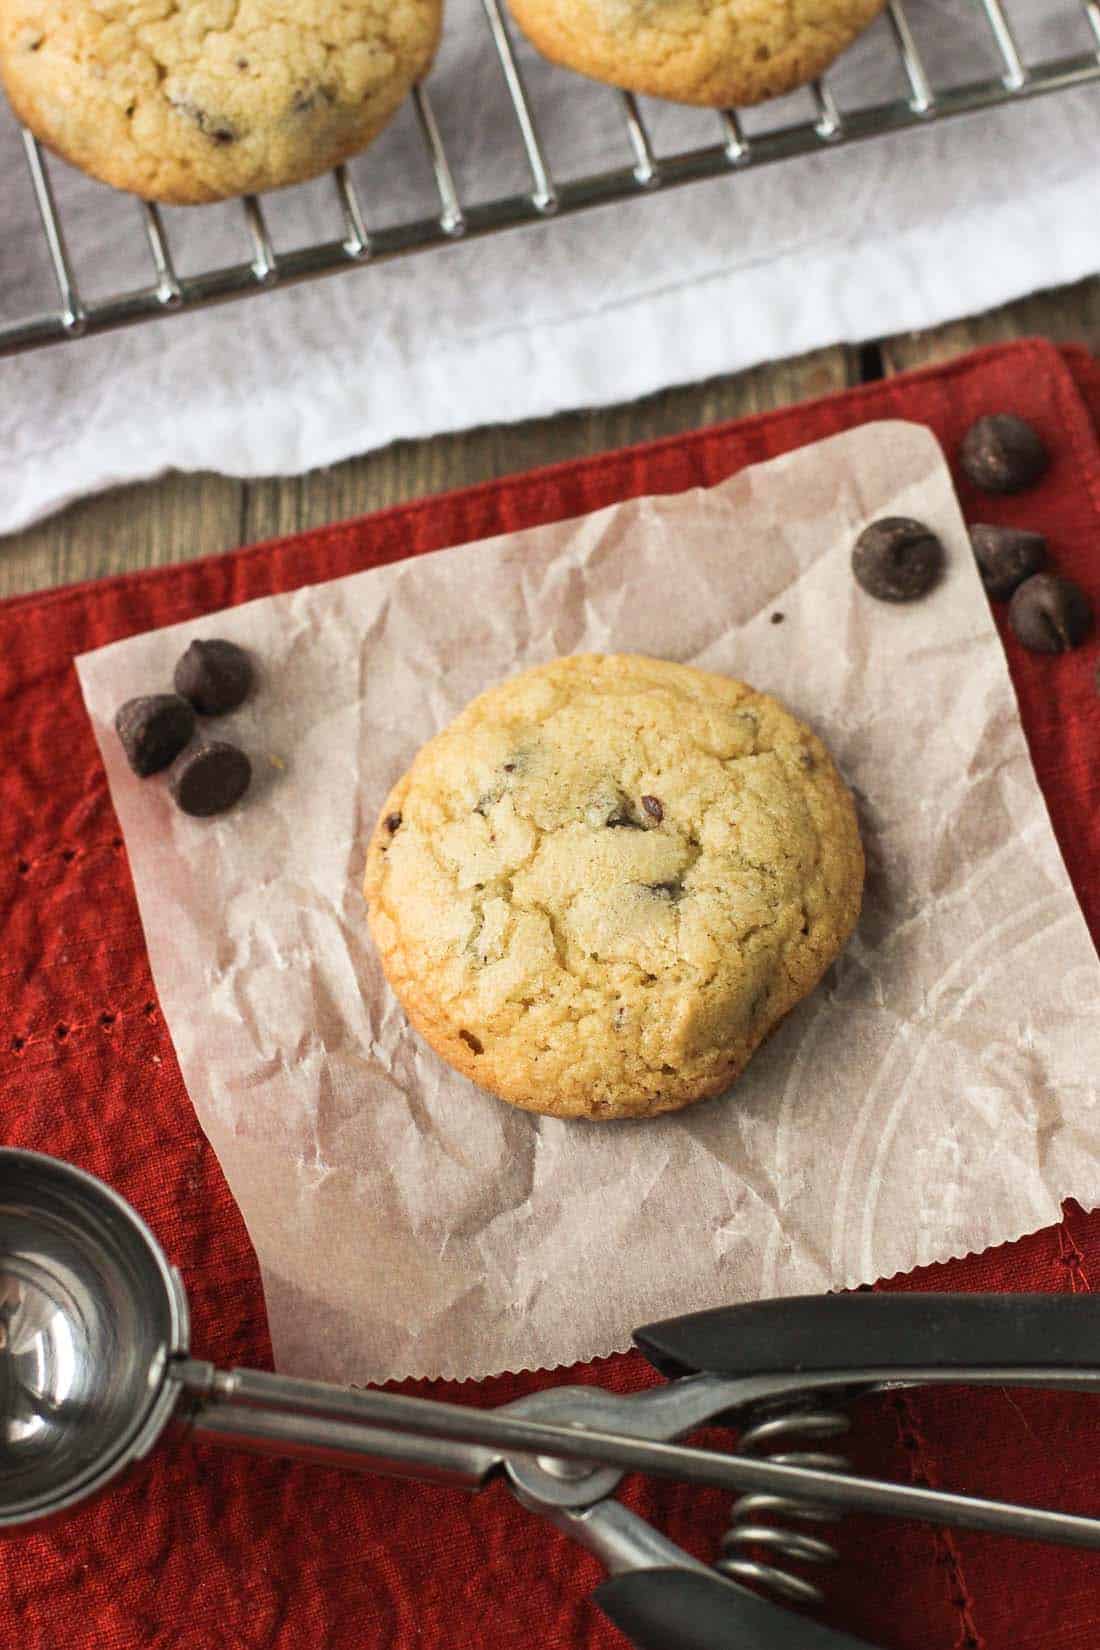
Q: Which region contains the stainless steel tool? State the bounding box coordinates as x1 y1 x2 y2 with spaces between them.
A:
4 1147 1100 1650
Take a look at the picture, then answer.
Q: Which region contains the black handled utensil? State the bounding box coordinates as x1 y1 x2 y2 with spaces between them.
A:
3 1147 1098 1650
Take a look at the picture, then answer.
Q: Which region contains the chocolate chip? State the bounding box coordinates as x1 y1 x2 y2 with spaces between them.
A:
291 85 334 113
385 812 402 833
969 524 1047 601
115 694 195 777
169 98 237 144
852 517 944 603
770 612 784 625
606 805 642 829
170 742 252 816
458 1030 483 1054
174 638 253 715
641 795 663 823
960 415 1049 494
1008 574 1093 653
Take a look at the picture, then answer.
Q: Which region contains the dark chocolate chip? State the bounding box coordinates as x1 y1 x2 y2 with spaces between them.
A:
606 805 643 829
503 762 516 774
770 612 784 625
115 694 195 777
174 638 253 715
170 742 252 817
169 98 237 144
641 795 663 823
384 812 402 833
852 517 944 603
458 1030 483 1055
960 415 1049 494
969 523 1047 601
291 85 334 113
1008 574 1093 654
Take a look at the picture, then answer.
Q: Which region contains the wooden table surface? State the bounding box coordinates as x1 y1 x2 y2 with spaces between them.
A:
4 277 1099 601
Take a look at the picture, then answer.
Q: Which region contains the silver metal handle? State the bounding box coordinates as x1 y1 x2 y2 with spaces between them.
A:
192 1403 494 1490
180 1361 496 1489
174 1361 1100 1555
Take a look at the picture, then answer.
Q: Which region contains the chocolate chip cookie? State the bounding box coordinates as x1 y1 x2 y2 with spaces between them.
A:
506 0 885 108
364 654 864 1121
0 0 442 204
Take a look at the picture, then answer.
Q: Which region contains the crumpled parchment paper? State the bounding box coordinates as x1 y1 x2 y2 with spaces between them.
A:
76 421 1100 1384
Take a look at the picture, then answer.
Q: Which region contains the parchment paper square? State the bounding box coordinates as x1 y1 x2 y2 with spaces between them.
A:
77 423 1100 1384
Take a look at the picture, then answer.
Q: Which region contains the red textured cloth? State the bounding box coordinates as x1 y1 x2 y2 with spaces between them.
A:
2 337 1100 1650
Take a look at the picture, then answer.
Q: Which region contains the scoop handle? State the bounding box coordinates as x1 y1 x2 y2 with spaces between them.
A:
634 1293 1100 1380
593 1569 884 1650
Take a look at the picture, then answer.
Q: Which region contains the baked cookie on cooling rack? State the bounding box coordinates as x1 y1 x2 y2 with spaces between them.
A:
0 0 442 204
506 0 885 107
364 654 864 1121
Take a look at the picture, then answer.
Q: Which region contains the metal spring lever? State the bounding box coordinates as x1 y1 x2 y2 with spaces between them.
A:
718 1402 852 1605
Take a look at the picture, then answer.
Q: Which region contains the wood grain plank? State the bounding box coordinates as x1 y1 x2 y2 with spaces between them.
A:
881 278 1100 375
0 472 242 601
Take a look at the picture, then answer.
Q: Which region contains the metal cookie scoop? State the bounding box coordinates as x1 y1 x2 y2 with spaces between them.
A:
4 1148 1100 1650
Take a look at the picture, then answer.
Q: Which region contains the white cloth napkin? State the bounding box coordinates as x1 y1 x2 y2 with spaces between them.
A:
1 0 1099 536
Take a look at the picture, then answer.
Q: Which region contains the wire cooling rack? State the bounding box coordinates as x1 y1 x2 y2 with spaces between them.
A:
3 0 1100 358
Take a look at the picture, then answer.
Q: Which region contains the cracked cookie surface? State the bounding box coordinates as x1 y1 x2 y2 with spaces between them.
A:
0 0 442 203
506 0 884 107
365 654 863 1121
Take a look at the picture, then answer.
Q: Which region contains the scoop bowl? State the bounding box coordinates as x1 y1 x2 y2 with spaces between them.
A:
0 1149 187 1528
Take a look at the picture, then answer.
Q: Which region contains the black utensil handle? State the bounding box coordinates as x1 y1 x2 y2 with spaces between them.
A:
593 1569 883 1650
634 1293 1100 1380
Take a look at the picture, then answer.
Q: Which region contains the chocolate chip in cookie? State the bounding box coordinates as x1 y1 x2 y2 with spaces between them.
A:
167 97 237 145
604 790 644 828
852 517 944 603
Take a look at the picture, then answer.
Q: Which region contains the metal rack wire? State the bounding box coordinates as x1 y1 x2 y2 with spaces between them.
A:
3 0 1100 358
